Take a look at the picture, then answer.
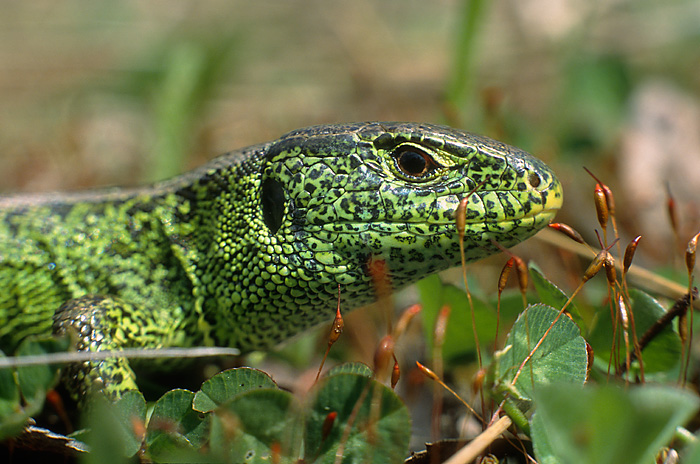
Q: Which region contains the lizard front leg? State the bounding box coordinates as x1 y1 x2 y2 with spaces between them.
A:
52 295 159 400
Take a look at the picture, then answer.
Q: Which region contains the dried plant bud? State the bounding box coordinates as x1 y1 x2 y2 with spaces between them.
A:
415 361 439 381
548 223 586 244
583 250 607 284
455 196 470 238
601 183 616 217
514 256 529 294
604 252 617 287
679 311 688 344
594 184 609 231
393 304 421 340
498 258 514 293
321 411 338 442
374 335 395 377
391 359 400 389
328 285 344 345
584 168 615 216
623 236 642 274
686 232 700 276
328 312 344 345
472 367 486 395
434 305 451 349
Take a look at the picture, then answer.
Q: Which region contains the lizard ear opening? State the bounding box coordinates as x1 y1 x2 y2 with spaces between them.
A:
261 178 285 234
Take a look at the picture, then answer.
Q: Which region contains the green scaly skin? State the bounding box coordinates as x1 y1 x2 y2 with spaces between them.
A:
0 122 563 398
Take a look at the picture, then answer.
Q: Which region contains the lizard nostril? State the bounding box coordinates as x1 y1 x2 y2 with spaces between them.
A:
528 172 541 189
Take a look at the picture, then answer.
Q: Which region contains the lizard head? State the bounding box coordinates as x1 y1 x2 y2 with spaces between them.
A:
206 122 562 349
260 122 562 290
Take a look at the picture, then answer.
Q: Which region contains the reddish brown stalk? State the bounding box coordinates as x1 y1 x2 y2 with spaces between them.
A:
456 182 489 424
495 258 515 351
430 306 451 440
682 232 699 385
367 256 394 334
618 235 645 381
455 181 489 370
416 362 483 422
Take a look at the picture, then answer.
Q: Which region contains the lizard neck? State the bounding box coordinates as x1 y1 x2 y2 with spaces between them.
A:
163 144 360 351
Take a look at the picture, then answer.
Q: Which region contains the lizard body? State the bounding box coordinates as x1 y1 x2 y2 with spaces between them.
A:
0 122 562 397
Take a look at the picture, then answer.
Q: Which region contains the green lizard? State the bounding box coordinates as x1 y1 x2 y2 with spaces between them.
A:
0 122 562 398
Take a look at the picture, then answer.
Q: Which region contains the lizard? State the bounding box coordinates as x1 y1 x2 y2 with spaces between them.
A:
0 122 563 399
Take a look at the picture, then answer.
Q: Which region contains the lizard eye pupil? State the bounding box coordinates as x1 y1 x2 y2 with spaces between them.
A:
394 146 437 178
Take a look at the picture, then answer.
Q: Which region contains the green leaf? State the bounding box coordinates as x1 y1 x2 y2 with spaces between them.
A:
209 388 300 463
82 391 147 463
113 391 148 456
529 263 581 321
15 337 68 402
193 367 277 413
531 384 699 464
529 412 560 464
305 373 410 464
417 274 498 364
326 362 373 378
0 352 20 415
0 352 29 440
146 389 209 459
495 304 588 403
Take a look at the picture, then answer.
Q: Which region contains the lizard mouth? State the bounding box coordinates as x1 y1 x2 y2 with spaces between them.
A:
304 191 562 231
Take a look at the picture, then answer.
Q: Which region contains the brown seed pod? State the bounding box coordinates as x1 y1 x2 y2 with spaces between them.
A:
604 252 617 287
623 236 642 274
548 222 586 244
498 258 515 293
514 256 529 294
391 359 400 389
594 183 609 231
583 250 606 284
374 335 395 377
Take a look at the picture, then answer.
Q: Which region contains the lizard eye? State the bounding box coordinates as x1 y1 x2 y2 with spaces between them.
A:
528 172 542 188
392 145 441 180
